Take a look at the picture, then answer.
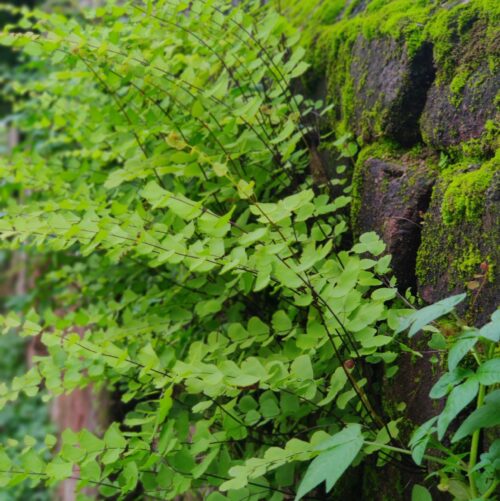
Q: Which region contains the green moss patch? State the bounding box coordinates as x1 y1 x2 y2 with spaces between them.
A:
425 0 499 84
441 155 497 225
416 153 498 318
282 0 499 149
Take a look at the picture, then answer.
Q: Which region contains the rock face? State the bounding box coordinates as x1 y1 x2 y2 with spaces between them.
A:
294 0 499 496
421 66 499 150
417 164 499 325
349 37 435 146
305 0 499 323
353 155 436 291
420 13 499 151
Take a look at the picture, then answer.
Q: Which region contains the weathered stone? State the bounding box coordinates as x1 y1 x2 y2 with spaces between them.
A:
421 63 499 150
352 151 458 501
421 11 500 151
417 163 499 325
347 36 435 146
291 1 498 497
353 151 436 291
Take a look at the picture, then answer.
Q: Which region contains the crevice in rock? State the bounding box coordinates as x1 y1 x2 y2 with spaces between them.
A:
391 41 436 147
402 180 435 293
354 156 437 294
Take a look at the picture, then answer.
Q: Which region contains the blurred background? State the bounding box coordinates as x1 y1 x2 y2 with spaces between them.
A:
0 2 94 500
1 0 50 497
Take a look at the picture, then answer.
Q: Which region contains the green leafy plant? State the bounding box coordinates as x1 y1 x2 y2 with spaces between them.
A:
0 1 497 500
400 297 500 501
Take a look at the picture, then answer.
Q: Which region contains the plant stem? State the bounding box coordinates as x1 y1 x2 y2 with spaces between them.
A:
363 441 466 470
483 480 499 499
468 383 486 497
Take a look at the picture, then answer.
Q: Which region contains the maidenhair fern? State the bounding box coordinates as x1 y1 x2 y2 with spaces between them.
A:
0 1 497 500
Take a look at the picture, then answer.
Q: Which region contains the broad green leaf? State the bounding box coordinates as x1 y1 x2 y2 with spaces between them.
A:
412 484 432 501
121 462 139 492
271 310 292 333
79 429 105 453
430 368 472 399
397 294 467 336
46 460 73 481
260 392 280 418
371 288 397 302
479 310 500 342
237 179 254 199
104 423 127 449
437 378 479 439
289 61 310 79
295 425 363 500
273 261 303 289
409 417 438 465
452 389 500 442
476 359 500 385
448 330 478 371
318 367 347 406
0 450 11 471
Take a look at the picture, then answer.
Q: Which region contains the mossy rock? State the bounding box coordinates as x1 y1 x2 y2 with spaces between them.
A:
282 0 437 141
417 155 499 325
420 5 500 152
421 67 498 152
347 35 435 146
351 142 437 291
285 0 498 153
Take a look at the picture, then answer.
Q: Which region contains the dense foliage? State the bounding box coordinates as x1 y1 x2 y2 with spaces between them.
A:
0 1 497 499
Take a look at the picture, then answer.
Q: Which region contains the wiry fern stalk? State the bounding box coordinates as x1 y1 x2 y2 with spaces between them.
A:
0 1 497 500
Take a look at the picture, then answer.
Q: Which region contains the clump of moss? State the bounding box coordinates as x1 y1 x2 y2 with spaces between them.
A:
449 70 470 107
457 244 483 278
459 120 500 159
424 0 500 84
416 206 448 286
417 217 487 291
441 158 496 225
281 0 346 35
417 153 498 308
283 0 433 52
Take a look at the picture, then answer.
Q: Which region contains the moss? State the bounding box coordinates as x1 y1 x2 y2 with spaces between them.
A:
283 0 499 149
448 243 494 290
456 244 488 280
284 0 432 54
418 235 492 292
416 154 498 321
416 208 448 286
449 70 470 107
281 0 346 40
458 119 500 159
441 157 496 225
425 0 500 84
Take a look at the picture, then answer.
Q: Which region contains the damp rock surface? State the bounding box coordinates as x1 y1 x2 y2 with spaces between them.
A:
353 154 436 292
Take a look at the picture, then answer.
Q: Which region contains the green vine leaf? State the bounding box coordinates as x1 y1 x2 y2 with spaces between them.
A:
295 425 363 500
452 390 500 442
